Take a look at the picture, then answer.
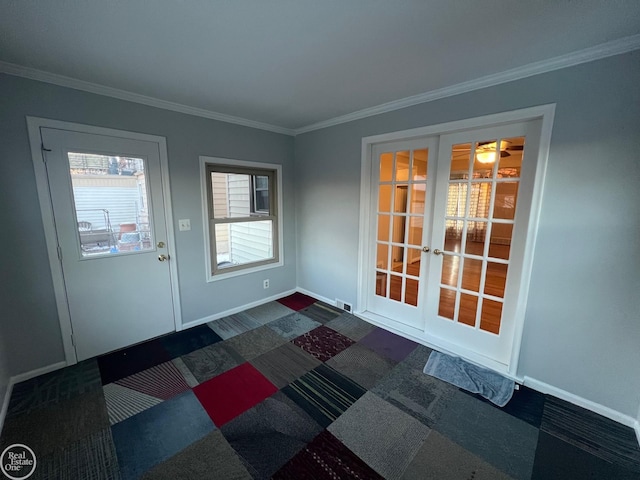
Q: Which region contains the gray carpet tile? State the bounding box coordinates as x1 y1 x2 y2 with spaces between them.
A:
1 388 110 458
540 395 640 472
372 345 457 428
141 430 251 480
103 383 162 425
401 430 514 480
325 312 377 341
225 325 289 361
328 391 431 480
325 343 396 389
7 359 102 419
531 431 640 480
180 342 244 383
298 302 343 324
283 364 367 428
250 342 321 388
434 388 539 480
170 358 199 387
35 428 121 480
220 392 323 479
207 313 261 340
267 312 322 340
243 301 295 325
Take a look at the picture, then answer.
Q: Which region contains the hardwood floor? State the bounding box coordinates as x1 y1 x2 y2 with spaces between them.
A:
375 240 508 334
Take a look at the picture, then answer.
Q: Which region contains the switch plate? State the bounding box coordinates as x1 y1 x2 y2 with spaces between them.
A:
178 219 191 231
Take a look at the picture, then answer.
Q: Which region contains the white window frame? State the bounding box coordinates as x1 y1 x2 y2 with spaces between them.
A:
200 156 284 282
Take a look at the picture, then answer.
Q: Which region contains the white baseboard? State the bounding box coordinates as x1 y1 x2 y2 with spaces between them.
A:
523 376 637 429
0 360 67 435
181 289 297 330
295 287 338 307
635 420 640 446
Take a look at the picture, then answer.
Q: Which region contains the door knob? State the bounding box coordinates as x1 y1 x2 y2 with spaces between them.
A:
422 246 430 252
433 249 444 255
158 254 169 262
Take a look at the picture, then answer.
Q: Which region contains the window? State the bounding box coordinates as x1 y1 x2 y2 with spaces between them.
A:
201 157 282 279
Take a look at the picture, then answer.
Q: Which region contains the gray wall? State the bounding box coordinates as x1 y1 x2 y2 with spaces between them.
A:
294 51 640 418
0 74 296 377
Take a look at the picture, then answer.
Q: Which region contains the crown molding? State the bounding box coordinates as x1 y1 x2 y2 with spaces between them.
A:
295 34 640 135
0 61 295 136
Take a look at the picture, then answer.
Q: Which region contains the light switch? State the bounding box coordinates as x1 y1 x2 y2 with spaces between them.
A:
178 219 191 231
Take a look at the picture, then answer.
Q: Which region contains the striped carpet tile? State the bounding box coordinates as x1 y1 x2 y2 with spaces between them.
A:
114 361 190 400
103 383 162 425
282 364 366 428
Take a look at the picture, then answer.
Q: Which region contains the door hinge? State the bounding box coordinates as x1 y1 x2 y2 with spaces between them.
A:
70 334 75 347
41 142 51 162
57 245 63 261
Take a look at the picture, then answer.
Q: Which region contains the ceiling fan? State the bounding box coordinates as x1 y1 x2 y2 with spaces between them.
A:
452 140 524 163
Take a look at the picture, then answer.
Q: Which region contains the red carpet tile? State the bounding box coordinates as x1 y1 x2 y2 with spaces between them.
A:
277 293 317 311
193 362 277 427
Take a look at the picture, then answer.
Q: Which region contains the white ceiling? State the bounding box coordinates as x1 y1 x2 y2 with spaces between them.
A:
1 1 639 134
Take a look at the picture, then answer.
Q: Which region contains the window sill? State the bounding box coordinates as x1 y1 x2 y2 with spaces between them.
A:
206 259 284 283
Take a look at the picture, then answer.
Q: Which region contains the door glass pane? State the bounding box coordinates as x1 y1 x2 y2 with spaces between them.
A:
377 214 390 242
465 221 487 255
473 139 498 178
409 184 426 213
485 262 508 298
493 182 519 219
391 246 404 273
407 217 423 246
413 149 428 180
376 243 389 270
405 248 421 276
489 223 513 259
394 186 408 212
395 151 410 181
469 183 492 218
446 183 467 217
450 143 471 180
441 255 459 287
461 258 482 292
480 299 503 334
405 278 419 306
392 217 406 244
376 272 387 297
378 185 392 212
69 152 152 257
438 288 456 319
444 220 463 252
497 137 525 178
390 275 403 302
459 293 478 327
380 153 393 182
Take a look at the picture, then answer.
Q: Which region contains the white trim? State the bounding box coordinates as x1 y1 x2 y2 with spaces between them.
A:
295 287 337 308
0 361 67 435
199 156 285 283
636 419 640 447
1 61 294 136
356 104 556 376
524 376 637 429
295 34 640 134
181 289 296 330
26 117 183 359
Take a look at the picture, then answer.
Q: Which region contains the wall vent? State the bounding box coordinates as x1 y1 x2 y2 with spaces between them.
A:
336 299 352 313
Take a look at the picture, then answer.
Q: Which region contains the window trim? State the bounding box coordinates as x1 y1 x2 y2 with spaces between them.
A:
200 156 284 282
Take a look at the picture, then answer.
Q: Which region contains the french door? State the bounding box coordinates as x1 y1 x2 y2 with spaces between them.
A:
365 118 542 368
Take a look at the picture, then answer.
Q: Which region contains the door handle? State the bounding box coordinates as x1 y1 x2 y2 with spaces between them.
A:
158 254 169 262
422 246 430 252
433 249 444 255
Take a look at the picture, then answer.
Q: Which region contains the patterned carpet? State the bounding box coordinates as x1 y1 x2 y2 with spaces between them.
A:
1 292 639 479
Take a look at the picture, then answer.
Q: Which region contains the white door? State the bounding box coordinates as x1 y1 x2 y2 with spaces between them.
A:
366 138 438 329
41 127 176 361
365 119 542 368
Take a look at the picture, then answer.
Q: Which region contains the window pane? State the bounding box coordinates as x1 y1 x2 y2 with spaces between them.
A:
215 220 273 268
69 152 152 257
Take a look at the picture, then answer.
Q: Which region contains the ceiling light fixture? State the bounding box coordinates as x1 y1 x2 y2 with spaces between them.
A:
475 140 510 164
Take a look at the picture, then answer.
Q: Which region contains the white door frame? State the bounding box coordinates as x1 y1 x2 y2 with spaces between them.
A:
356 104 555 377
27 117 182 366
